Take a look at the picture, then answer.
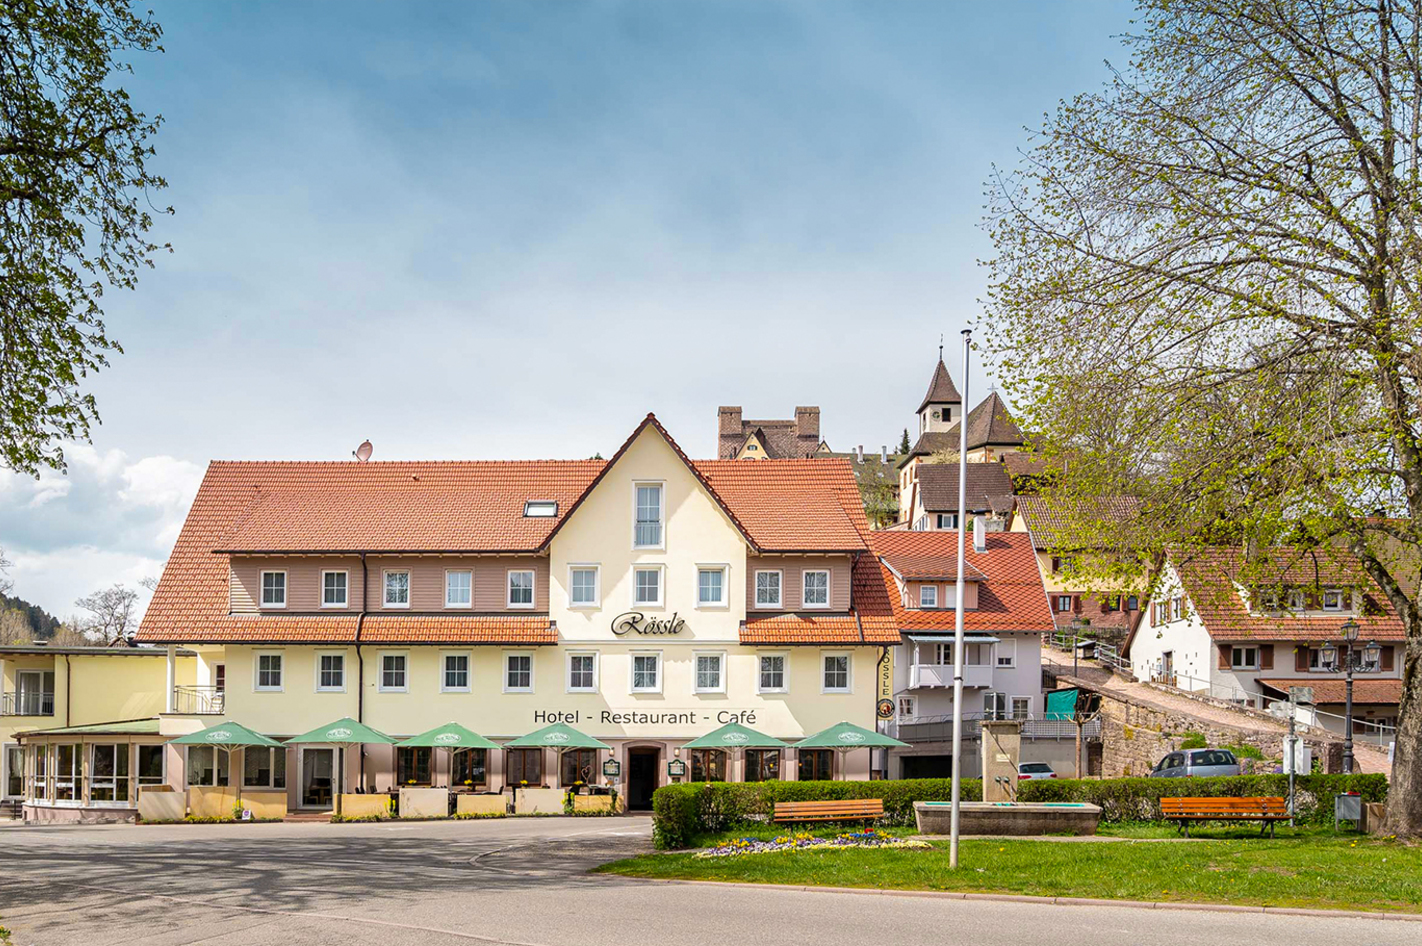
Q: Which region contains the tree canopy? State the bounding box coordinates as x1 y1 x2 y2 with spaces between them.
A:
984 0 1422 835
0 0 169 476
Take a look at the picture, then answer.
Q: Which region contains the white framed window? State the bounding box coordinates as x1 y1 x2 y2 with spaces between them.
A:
523 500 558 517
504 652 533 692
935 513 958 529
984 691 1008 720
694 652 725 693
1322 588 1344 611
1287 589 1306 611
445 569 472 609
383 569 411 608
315 652 345 692
1171 597 1183 621
1011 696 1032 720
379 652 408 692
507 570 535 609
321 570 348 608
1259 590 1281 611
1230 645 1259 670
442 652 470 692
696 565 728 608
821 652 850 693
631 652 662 693
566 652 597 693
633 565 663 608
897 695 916 719
633 482 664 548
919 585 938 609
996 640 1016 668
260 571 287 608
568 565 600 608
1056 595 1073 613
754 570 782 608
802 570 830 609
757 653 787 693
254 652 283 692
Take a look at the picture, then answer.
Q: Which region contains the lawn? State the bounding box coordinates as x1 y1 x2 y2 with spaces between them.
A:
594 830 1422 914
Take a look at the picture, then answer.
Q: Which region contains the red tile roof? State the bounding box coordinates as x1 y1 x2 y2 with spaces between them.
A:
1257 677 1402 705
139 415 875 645
1171 546 1404 642
869 531 1054 633
1015 495 1140 549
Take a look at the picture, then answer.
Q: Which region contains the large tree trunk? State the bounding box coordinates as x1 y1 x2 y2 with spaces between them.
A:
1385 629 1422 836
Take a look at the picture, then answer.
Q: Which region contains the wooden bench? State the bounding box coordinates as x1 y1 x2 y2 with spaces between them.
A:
772 799 885 824
1160 796 1289 837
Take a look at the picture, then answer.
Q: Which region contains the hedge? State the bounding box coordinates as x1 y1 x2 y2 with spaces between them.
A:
651 778 982 849
1018 773 1387 824
649 773 1389 847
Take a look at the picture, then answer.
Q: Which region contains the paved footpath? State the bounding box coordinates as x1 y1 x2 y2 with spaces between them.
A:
1 817 1416 946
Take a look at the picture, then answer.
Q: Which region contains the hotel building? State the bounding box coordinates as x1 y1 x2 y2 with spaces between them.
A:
97 415 898 814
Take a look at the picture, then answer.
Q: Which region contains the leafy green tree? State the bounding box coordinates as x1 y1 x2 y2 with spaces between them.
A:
984 0 1422 836
897 428 911 455
0 0 169 475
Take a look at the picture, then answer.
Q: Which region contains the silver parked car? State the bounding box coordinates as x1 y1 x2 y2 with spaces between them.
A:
1017 762 1057 780
1149 748 1241 778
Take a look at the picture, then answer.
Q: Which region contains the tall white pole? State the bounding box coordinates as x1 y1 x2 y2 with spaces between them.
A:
949 328 971 869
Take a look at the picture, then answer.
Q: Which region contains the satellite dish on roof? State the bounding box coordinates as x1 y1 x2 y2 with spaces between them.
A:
354 440 373 462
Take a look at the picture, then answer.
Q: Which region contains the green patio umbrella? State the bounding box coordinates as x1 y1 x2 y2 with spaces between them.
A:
285 717 395 804
506 723 610 791
685 721 787 782
794 721 907 780
170 722 283 806
397 723 501 790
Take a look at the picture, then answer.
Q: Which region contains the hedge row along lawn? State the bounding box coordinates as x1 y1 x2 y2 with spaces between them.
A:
595 831 1422 914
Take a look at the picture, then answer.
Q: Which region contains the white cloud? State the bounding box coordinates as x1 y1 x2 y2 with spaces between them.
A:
3 546 164 625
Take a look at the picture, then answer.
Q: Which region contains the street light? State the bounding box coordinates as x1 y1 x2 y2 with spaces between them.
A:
1326 618 1366 774
1070 616 1085 678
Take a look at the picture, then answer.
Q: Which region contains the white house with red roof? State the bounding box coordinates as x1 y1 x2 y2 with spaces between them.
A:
870 525 1062 778
132 415 900 813
1126 546 1406 740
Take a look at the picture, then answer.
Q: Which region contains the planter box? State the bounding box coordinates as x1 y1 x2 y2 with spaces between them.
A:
572 794 620 814
514 787 564 815
457 794 509 816
187 787 238 819
339 794 392 819
239 791 287 821
399 787 449 819
914 801 1102 837
139 787 184 823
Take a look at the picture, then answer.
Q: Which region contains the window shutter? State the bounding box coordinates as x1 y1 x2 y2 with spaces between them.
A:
1259 644 1273 669
1072 595 1082 613
1051 556 1060 573
1295 647 1309 672
1382 645 1395 671
1217 644 1231 670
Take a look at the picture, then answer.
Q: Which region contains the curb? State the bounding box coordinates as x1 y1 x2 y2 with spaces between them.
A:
628 877 1422 922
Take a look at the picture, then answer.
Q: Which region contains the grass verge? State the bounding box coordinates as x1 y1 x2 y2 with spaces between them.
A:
594 832 1421 914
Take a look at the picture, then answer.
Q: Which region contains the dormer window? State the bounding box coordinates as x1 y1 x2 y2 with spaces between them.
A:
1287 589 1306 611
1322 588 1345 611
524 501 557 517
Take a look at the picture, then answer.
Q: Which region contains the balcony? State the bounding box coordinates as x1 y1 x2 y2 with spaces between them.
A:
2 691 55 717
907 663 994 689
171 686 225 715
891 713 1103 744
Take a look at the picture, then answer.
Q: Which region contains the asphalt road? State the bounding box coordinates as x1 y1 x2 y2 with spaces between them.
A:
0 817 1415 946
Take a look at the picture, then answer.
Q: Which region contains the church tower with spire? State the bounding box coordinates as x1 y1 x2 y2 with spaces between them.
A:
917 346 963 436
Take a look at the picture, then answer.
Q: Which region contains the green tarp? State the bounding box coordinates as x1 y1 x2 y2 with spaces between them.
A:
794 721 907 749
285 717 395 745
506 722 611 750
396 722 502 751
683 721 787 749
169 721 283 748
1045 688 1079 720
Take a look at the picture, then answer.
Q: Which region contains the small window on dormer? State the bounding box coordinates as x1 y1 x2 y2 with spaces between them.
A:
524 501 557 517
1322 588 1344 611
1287 589 1306 611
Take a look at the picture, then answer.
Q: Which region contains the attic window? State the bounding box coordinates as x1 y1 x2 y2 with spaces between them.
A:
524 501 558 517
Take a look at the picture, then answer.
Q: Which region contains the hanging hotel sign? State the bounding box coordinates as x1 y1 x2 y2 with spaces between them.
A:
602 759 622 779
667 758 687 778
611 611 686 636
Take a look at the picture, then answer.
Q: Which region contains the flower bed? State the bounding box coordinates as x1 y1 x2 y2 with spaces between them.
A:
695 829 929 859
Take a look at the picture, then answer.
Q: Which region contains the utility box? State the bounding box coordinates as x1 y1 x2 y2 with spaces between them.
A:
981 720 1023 802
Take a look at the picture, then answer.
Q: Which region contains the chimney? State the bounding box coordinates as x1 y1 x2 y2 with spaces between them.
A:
718 406 743 434
794 406 820 444
856 444 864 463
973 515 987 553
881 445 888 464
717 406 744 459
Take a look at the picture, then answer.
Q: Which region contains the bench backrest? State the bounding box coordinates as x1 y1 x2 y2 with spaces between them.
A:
774 799 885 816
1160 796 1287 816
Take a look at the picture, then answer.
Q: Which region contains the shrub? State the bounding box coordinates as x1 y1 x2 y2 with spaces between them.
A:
1178 732 1207 750
651 778 983 850
1019 773 1386 824
1223 743 1265 761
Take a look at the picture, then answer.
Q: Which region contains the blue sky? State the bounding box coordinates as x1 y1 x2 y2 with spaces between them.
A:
0 0 1136 619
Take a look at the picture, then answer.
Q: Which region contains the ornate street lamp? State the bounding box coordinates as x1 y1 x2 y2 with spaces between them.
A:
1332 618 1362 773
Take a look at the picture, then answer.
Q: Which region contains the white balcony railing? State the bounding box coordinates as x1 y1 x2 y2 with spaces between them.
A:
907 663 994 689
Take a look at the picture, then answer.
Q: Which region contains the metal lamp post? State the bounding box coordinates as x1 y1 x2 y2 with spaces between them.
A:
1070 616 1084 678
1325 618 1378 775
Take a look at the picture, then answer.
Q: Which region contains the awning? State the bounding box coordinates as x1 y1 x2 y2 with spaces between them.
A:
19 717 161 738
285 717 395 745
506 722 611 750
169 721 283 748
905 634 1001 644
794 721 907 749
683 722 787 750
397 722 502 750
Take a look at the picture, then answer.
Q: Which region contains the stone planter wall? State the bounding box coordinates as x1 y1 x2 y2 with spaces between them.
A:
456 794 509 816
339 794 392 818
399 787 449 818
514 787 563 814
